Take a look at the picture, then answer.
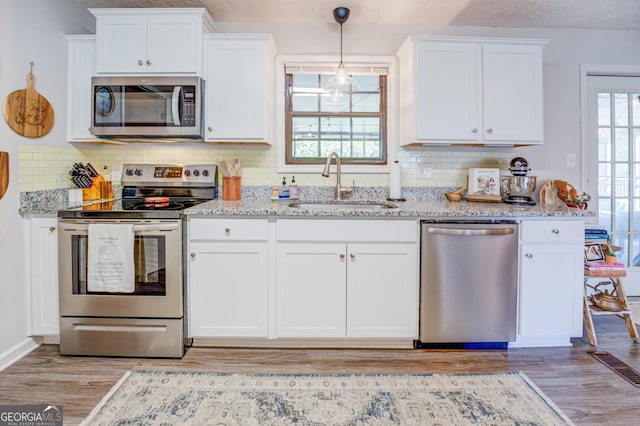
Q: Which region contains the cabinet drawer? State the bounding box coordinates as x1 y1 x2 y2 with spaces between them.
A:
277 219 417 242
190 218 269 241
520 220 584 243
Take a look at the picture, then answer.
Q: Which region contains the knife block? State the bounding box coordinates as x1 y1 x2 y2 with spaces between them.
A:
82 175 104 201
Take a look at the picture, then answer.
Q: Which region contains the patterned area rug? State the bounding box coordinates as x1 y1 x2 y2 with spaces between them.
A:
81 371 574 425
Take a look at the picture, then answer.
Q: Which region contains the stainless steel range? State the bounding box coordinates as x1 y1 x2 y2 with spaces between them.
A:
57 164 217 358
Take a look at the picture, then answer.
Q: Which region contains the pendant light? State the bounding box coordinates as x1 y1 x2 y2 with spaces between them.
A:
325 7 359 97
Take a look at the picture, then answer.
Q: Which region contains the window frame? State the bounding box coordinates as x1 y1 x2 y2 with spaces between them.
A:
275 55 397 174
284 72 388 166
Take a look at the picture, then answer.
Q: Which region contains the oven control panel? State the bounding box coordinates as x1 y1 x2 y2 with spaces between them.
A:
122 164 217 184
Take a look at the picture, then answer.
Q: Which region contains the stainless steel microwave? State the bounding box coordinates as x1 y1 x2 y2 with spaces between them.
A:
90 76 204 140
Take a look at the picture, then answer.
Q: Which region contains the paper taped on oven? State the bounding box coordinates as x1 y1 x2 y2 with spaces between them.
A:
88 224 135 293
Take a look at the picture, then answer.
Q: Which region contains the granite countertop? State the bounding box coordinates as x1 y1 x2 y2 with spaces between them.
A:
19 186 594 218
185 198 594 218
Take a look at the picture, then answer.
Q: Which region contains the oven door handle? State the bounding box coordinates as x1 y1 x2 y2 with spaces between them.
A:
134 223 180 233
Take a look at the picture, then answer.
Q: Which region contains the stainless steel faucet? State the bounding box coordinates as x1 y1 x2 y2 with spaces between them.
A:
322 151 353 200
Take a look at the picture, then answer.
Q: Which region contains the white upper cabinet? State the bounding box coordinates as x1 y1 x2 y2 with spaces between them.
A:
67 35 96 141
204 35 275 144
397 36 547 146
91 8 216 74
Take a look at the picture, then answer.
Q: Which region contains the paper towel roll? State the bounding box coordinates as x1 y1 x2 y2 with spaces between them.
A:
389 160 402 200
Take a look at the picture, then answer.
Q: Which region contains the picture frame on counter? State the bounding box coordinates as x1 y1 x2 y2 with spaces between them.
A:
584 242 605 263
466 168 502 202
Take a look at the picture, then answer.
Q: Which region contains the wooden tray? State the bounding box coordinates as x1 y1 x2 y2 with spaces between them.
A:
465 194 502 203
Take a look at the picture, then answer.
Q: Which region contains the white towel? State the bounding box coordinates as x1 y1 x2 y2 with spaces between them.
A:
88 224 135 293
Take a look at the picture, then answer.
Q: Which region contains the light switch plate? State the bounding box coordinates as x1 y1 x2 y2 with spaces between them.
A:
566 153 576 168
419 162 432 178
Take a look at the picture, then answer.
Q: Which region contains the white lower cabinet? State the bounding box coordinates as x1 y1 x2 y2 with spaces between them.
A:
188 218 269 337
275 220 419 339
515 220 584 347
29 217 59 336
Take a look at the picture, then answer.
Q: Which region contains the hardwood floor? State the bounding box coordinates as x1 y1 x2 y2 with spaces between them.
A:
1 315 639 425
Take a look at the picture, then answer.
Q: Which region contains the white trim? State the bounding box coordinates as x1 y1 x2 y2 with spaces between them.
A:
0 338 40 372
276 54 398 174
579 64 640 192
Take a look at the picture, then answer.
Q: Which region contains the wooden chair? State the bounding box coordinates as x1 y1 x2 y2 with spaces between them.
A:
583 269 639 346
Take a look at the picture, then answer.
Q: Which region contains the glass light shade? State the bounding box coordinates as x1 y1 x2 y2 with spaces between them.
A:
325 64 360 94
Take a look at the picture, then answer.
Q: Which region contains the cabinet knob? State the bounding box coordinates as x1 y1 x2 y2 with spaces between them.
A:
339 254 345 259
146 60 151 66
525 253 533 258
138 60 144 66
350 253 355 259
486 128 493 134
551 228 560 234
49 226 56 232
224 227 231 233
190 252 196 258
208 126 213 132
471 128 478 133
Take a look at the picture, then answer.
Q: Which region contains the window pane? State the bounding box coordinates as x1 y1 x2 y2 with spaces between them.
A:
598 128 611 161
615 128 629 161
614 93 629 126
293 94 319 112
614 198 630 232
598 92 610 126
612 234 629 266
633 93 640 126
635 164 640 197
634 129 640 162
615 164 629 197
352 93 380 112
598 163 611 196
632 234 640 266
598 197 612 228
293 140 319 158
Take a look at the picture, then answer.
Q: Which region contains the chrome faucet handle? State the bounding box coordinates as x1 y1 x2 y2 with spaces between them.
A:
339 180 355 197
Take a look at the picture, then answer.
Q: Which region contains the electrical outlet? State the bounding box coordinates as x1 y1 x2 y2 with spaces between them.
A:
419 163 432 178
566 153 577 168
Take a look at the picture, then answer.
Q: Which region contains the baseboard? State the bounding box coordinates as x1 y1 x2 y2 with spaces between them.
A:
0 337 40 372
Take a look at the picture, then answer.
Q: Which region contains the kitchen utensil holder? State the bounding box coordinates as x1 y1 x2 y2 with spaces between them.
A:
222 176 241 201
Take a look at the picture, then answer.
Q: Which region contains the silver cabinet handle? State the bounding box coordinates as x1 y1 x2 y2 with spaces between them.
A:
525 253 533 258
138 60 144 65
49 226 56 232
224 227 230 233
551 228 560 234
486 128 493 134
471 128 478 133
190 252 196 258
350 253 355 259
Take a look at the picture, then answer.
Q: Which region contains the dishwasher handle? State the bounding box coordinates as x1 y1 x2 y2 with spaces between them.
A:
426 227 515 236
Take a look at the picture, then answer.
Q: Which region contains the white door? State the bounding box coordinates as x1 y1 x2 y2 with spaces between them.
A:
415 42 479 142
189 242 269 337
482 43 544 143
585 75 640 294
276 244 346 337
346 244 418 338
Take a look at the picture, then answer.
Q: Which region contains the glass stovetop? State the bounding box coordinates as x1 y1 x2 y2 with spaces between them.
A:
58 198 212 219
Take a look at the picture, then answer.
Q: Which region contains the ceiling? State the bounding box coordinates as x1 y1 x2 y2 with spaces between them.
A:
72 0 640 31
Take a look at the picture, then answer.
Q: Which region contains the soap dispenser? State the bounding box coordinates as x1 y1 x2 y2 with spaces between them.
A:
279 177 290 199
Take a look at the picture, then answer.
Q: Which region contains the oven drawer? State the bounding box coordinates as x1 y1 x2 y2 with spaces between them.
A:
189 218 269 241
59 317 184 358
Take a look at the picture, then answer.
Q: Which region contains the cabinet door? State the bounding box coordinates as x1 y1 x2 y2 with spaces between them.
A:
95 15 147 73
189 242 269 337
276 244 346 337
30 218 59 336
67 36 96 141
204 37 272 143
482 44 544 143
347 244 418 338
519 243 583 339
415 42 480 142
146 15 200 73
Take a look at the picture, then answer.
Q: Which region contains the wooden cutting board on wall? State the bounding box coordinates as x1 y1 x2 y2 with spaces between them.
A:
0 152 8 200
3 63 54 138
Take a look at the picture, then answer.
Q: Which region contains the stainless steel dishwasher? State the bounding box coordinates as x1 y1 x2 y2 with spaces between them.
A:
415 220 519 349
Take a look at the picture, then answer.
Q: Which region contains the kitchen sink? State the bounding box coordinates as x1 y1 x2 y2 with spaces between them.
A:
287 200 399 209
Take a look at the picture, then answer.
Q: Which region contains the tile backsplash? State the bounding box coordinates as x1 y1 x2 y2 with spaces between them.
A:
18 144 518 192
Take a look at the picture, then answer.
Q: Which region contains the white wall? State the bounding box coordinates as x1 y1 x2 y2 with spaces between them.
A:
0 0 93 357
